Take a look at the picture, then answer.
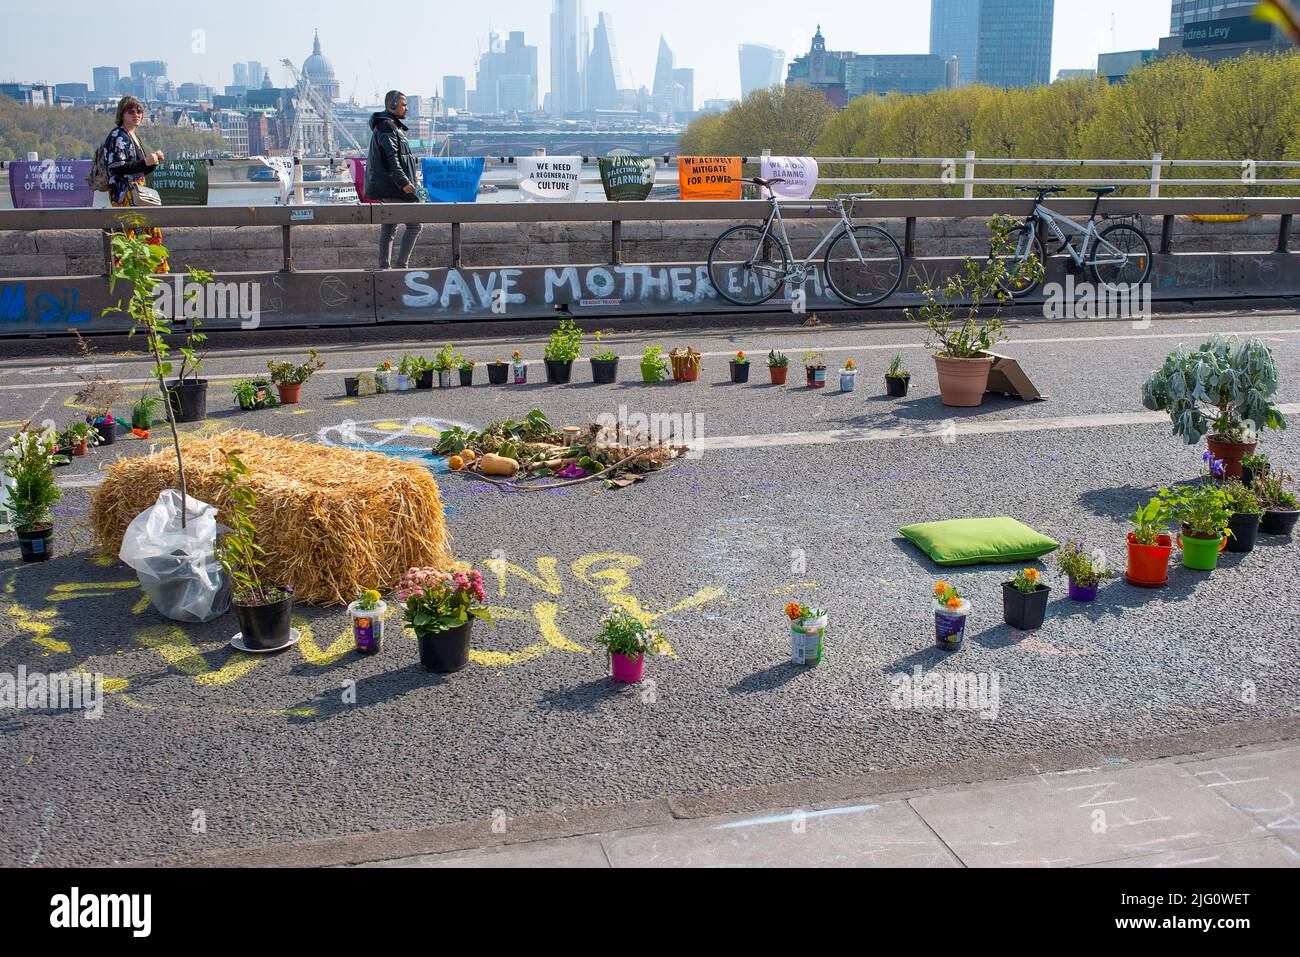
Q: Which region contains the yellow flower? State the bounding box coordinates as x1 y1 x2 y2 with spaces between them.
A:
363 589 382 603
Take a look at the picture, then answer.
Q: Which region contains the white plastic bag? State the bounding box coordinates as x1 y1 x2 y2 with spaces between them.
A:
119 489 231 623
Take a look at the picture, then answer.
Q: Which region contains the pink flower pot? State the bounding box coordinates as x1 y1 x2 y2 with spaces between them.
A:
610 652 645 683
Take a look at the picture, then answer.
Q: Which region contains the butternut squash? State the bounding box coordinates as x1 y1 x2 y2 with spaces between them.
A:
478 453 519 477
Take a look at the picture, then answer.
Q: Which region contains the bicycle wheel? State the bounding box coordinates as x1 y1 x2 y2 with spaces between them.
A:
1090 223 1153 289
994 224 1047 298
707 225 790 307
823 225 904 306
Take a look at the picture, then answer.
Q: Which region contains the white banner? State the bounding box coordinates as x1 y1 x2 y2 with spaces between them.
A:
254 156 295 201
760 156 819 200
516 155 583 202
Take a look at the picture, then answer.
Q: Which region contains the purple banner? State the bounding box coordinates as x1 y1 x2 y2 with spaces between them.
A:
8 160 94 209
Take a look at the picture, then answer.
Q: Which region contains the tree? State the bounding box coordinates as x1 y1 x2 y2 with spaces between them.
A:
0 95 225 162
678 85 835 157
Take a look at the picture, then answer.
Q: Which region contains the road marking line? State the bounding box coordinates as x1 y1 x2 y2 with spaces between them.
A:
715 804 881 829
6 326 1300 390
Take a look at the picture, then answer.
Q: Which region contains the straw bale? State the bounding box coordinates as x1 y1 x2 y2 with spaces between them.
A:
89 430 453 605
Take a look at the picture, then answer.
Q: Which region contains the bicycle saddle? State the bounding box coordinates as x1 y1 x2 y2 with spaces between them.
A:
1087 186 1117 195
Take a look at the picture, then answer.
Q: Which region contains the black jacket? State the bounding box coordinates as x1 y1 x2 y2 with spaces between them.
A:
364 111 419 201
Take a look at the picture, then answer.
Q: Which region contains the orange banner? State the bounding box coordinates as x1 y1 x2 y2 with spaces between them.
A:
677 156 741 201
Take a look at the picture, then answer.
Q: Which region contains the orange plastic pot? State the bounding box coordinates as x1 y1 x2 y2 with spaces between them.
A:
933 355 991 408
1125 532 1173 588
1205 436 1255 480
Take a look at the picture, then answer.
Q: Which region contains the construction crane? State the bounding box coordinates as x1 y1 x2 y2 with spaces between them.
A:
280 57 364 156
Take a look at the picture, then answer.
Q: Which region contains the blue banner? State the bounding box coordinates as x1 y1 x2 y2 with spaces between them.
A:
419 157 484 203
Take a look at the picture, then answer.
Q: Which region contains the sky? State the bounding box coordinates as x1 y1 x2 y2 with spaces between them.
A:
2 0 1175 105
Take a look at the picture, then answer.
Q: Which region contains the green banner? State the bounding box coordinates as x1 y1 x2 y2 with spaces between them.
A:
598 156 656 202
146 160 209 206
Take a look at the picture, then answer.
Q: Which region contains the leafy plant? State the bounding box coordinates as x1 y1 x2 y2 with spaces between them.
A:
907 216 1042 359
591 609 665 658
640 345 670 382
1055 540 1112 588
1158 484 1232 539
783 602 823 624
545 318 583 363
3 429 62 532
1010 567 1044 594
434 410 555 457
1221 478 1263 517
431 343 458 372
175 309 208 384
767 350 789 368
132 392 160 423
71 330 124 422
802 351 825 369
57 421 96 450
887 354 910 378
1256 469 1297 510
1241 451 1269 475
232 378 279 410
397 354 432 378
395 567 493 635
458 356 477 372
267 349 325 386
213 450 284 606
1141 335 1286 445
591 330 618 362
354 588 383 611
1130 496 1170 546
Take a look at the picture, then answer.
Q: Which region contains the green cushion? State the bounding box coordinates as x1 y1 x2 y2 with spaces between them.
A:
899 517 1059 566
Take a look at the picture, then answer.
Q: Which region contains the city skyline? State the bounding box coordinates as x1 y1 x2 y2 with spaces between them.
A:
1 0 1174 106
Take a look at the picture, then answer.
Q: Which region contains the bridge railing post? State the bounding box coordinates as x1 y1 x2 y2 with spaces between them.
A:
1149 153 1163 199
963 150 977 200
1279 214 1293 254
451 222 463 268
281 224 293 272
611 220 623 265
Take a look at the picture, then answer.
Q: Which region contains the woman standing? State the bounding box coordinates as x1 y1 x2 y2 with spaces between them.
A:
103 95 169 272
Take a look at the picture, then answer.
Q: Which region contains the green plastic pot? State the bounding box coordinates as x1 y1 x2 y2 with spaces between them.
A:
1178 530 1226 571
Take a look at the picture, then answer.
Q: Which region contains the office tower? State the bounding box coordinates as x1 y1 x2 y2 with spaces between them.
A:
92 66 120 96
130 60 168 79
738 43 786 99
233 63 249 88
586 12 624 111
652 37 693 120
247 61 265 87
472 30 538 114
443 75 467 111
930 0 1054 88
549 0 586 115
1169 1 1255 35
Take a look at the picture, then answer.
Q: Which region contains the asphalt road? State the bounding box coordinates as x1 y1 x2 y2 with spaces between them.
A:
2 310 1299 866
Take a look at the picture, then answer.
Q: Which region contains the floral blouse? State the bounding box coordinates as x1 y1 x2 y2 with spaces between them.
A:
102 127 157 205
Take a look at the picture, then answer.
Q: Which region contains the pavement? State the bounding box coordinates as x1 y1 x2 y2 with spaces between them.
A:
1 308 1298 867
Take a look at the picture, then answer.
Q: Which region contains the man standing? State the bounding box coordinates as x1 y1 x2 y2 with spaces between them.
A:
366 90 423 269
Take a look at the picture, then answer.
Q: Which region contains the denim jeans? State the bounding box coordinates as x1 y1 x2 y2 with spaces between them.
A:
379 221 423 269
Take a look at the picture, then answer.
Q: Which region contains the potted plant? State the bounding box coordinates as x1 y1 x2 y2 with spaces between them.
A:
767 350 789 385
1126 496 1174 588
1002 567 1050 631
351 372 379 397
421 344 452 388
267 349 325 405
1241 452 1269 488
4 428 61 562
131 392 160 431
640 345 669 383
214 450 294 650
375 359 395 392
488 357 510 386
669 346 701 382
398 354 428 390
72 331 124 446
591 609 667 683
804 351 827 389
1158 457 1232 571
1256 468 1298 536
544 318 583 384
1223 478 1264 554
232 377 279 411
721 350 750 384
839 357 857 392
590 331 619 384
458 356 477 387
784 602 826 666
933 581 969 650
885 355 911 397
1056 539 1112 601
396 566 493 673
57 422 96 457
1141 335 1286 479
908 216 1042 408
165 311 209 423
511 350 527 385
348 588 387 655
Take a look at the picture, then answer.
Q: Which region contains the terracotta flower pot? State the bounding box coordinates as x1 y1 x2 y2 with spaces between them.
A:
933 355 992 408
671 355 700 382
769 366 788 385
1205 436 1255 480
1125 533 1173 588
277 382 302 404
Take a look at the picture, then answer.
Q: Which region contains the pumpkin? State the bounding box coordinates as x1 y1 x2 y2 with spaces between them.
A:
460 449 477 463
479 453 519 476
447 455 465 471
